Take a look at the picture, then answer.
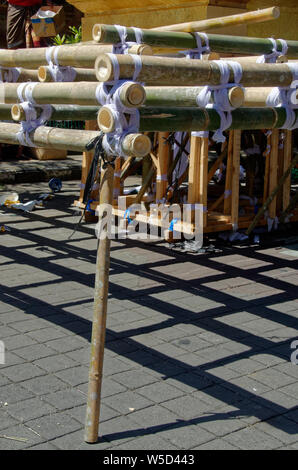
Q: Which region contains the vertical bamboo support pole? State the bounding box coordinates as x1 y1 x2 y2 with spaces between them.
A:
113 157 122 202
276 133 284 214
224 131 234 216
231 130 241 230
80 121 98 202
263 133 271 204
188 135 202 208
283 130 292 211
199 137 209 227
84 162 114 444
156 132 170 203
268 129 279 219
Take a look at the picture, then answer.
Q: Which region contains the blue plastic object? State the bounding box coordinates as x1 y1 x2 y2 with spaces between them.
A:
49 178 62 193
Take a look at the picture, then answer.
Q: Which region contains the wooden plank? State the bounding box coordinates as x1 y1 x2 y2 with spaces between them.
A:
156 132 170 202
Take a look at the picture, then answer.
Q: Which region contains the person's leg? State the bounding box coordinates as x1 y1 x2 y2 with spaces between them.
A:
6 4 27 49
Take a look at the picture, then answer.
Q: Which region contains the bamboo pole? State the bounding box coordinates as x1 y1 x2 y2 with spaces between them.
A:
199 137 209 227
268 129 279 219
97 106 293 133
283 130 292 211
0 122 151 157
0 104 14 120
84 161 114 444
38 66 97 83
224 131 234 216
243 87 298 108
0 43 152 69
143 85 244 108
152 7 280 33
231 130 241 230
92 25 298 57
247 152 298 235
156 132 170 202
80 120 98 203
11 104 100 122
95 54 296 87
0 82 146 107
0 67 39 82
226 55 287 64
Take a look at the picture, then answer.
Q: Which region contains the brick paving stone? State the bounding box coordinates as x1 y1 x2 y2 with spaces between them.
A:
26 412 82 441
111 370 158 390
112 434 178 450
33 354 79 373
1 363 45 383
54 365 88 387
158 424 214 450
103 390 153 415
0 410 18 431
13 344 57 361
224 426 284 450
0 383 34 405
136 381 185 404
50 430 111 450
42 388 87 410
250 368 296 389
194 438 240 450
0 424 44 450
253 416 298 445
6 397 56 422
21 375 69 396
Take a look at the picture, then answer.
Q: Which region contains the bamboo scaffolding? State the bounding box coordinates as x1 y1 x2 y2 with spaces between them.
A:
152 7 279 33
243 87 298 107
97 106 293 133
92 25 298 57
0 122 151 157
95 54 296 87
0 82 146 107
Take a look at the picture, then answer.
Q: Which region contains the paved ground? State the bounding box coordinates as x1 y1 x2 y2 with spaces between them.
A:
0 180 298 450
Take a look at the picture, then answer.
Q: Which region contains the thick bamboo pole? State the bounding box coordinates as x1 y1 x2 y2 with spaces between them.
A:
226 55 287 64
97 106 293 133
0 104 13 120
156 132 170 203
84 162 114 444
268 129 279 219
231 130 241 230
243 87 298 108
38 66 97 83
0 122 151 157
11 104 100 122
0 82 146 107
143 85 244 108
152 7 279 33
92 25 298 57
224 132 234 216
0 67 39 82
0 43 152 69
95 54 296 87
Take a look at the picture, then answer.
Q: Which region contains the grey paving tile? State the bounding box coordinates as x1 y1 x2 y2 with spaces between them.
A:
224 426 283 450
1 363 45 383
0 424 44 450
21 375 69 396
5 397 56 422
42 389 87 411
26 411 82 441
104 390 153 415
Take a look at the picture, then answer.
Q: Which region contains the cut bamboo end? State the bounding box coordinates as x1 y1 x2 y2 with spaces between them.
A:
11 104 24 121
38 66 51 82
127 44 153 56
201 52 220 61
124 133 151 157
228 86 245 108
92 24 104 43
120 82 146 107
271 6 280 19
95 54 113 82
97 107 114 133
